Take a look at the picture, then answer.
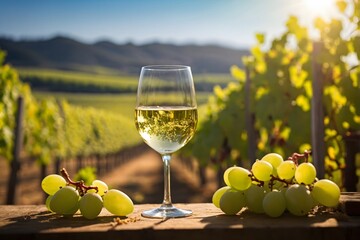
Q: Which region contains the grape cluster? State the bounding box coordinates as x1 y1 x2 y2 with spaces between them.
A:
41 168 134 219
212 151 341 217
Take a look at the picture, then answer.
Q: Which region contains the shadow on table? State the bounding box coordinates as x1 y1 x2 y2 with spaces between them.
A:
198 209 354 240
0 210 120 233
199 208 347 229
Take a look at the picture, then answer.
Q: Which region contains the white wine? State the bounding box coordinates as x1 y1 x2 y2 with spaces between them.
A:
135 106 198 154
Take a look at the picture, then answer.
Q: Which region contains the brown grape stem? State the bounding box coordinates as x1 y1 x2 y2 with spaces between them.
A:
287 149 312 165
60 168 98 196
249 172 264 187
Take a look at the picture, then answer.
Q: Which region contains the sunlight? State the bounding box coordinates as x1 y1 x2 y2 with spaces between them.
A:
303 0 335 17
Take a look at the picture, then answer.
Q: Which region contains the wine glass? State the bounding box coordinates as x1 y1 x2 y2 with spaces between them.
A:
135 65 198 218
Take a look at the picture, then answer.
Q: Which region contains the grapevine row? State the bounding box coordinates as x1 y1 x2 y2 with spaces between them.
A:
183 0 360 188
0 51 141 166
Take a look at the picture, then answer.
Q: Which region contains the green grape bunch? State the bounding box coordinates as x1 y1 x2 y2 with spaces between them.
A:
41 168 134 219
212 150 341 217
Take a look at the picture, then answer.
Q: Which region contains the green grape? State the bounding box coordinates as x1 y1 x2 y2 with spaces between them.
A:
285 184 313 216
227 167 252 191
41 174 67 195
311 179 340 207
212 186 231 208
251 160 273 182
263 190 286 218
45 195 53 212
64 201 79 216
223 166 236 186
219 189 246 215
272 180 285 190
103 189 134 216
88 180 108 196
277 160 296 180
50 186 79 215
244 184 265 213
295 162 316 184
261 153 283 176
80 193 103 219
279 186 287 197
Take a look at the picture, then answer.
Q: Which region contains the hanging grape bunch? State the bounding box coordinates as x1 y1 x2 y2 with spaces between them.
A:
212 150 341 217
41 168 134 219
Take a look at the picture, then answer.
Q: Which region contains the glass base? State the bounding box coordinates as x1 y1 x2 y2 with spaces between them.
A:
141 205 192 218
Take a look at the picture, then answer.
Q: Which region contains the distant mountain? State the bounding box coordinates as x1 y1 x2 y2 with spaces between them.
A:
0 36 248 74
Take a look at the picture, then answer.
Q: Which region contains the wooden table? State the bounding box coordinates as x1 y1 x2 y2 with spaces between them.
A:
1 193 360 240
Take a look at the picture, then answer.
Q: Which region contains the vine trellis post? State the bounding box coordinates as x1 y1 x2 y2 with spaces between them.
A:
310 41 325 179
6 96 24 204
244 42 327 177
245 65 256 165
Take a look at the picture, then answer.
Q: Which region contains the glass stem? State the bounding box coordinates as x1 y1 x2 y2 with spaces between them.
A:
161 154 173 207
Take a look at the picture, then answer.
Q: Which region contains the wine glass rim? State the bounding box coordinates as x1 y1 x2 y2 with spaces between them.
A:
142 65 190 71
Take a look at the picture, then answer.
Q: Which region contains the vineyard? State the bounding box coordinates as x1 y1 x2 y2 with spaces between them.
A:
183 0 360 189
1 0 360 205
0 54 144 203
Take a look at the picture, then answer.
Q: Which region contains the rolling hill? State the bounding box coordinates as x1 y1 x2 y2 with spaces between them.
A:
0 36 248 74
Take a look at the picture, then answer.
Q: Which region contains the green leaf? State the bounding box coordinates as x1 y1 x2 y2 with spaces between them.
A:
350 70 359 88
255 86 269 100
314 17 326 30
251 46 263 60
286 15 299 33
289 66 308 88
255 61 266 73
255 33 265 45
336 0 347 13
230 65 246 83
295 95 310 112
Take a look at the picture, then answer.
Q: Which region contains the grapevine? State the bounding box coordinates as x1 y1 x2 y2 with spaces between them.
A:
183 0 360 188
0 50 141 167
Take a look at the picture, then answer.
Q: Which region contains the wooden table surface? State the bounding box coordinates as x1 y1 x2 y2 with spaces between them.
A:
1 193 360 240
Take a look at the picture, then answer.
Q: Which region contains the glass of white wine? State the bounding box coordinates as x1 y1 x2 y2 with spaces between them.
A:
135 65 198 218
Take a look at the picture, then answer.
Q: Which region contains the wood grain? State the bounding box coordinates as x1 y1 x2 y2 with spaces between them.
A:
0 193 359 240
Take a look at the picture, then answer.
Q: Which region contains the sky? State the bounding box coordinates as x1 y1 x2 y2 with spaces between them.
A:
0 0 340 49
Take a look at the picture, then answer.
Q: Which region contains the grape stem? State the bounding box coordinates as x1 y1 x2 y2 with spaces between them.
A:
60 168 98 196
248 150 313 191
269 175 293 190
249 172 264 187
287 149 312 165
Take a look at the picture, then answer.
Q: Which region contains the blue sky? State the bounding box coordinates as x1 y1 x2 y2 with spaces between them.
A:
0 0 339 48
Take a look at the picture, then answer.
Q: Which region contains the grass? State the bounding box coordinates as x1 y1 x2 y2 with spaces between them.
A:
19 68 236 93
19 67 139 92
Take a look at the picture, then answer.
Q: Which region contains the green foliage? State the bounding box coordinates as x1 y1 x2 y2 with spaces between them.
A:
0 57 22 160
60 101 140 157
0 51 142 165
184 0 360 187
74 167 97 186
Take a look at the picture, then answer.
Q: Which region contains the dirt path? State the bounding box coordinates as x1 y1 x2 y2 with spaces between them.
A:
0 147 217 205
101 149 217 204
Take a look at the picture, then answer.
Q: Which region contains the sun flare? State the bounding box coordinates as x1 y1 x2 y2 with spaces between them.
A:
303 0 335 17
